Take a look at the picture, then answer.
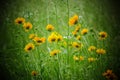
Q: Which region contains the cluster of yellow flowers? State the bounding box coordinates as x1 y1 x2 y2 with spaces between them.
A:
15 14 110 78
15 17 32 32
73 55 84 61
69 15 107 63
73 55 97 62
88 46 106 55
103 69 117 80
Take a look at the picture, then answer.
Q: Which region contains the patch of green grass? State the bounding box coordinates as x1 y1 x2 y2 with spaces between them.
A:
0 0 120 80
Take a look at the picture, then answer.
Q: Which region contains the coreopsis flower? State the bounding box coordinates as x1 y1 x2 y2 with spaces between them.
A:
99 31 108 40
23 22 32 32
79 56 84 61
69 14 79 26
24 43 35 52
31 71 38 76
29 34 37 39
75 25 81 32
81 28 88 35
50 49 61 56
72 42 82 48
48 33 57 43
96 48 106 54
103 69 117 80
72 31 77 37
88 46 96 52
15 17 25 24
46 24 54 31
76 35 81 40
73 55 79 61
88 57 96 62
48 32 63 43
56 34 63 41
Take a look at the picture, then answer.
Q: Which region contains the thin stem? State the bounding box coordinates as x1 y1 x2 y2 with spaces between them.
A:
67 0 70 64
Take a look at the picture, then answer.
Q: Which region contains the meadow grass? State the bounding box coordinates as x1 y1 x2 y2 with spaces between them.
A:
0 0 120 80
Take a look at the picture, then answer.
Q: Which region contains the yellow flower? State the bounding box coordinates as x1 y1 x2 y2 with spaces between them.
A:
46 24 54 31
33 37 46 45
72 31 77 37
15 17 25 24
29 34 37 39
73 55 79 61
81 28 88 35
50 50 61 56
24 43 34 52
48 33 57 43
76 35 81 40
48 32 63 43
79 56 84 61
96 48 106 54
56 35 63 41
73 14 79 21
23 22 32 32
103 69 117 80
31 71 38 76
99 31 108 40
88 46 96 51
72 42 82 48
88 57 96 62
75 25 81 32
69 14 78 26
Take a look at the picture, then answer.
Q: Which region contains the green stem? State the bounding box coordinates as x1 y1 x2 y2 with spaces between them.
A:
67 0 70 64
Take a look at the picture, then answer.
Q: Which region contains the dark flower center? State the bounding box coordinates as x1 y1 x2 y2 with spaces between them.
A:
101 34 105 37
28 47 32 50
26 26 30 29
18 21 22 24
51 38 56 41
37 40 42 43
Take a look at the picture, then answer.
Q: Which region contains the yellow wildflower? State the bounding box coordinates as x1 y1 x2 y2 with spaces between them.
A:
24 43 34 52
88 57 96 62
31 71 38 76
73 55 79 61
46 24 54 31
23 22 32 32
48 32 63 43
56 35 63 41
72 42 82 48
72 31 77 37
76 35 81 40
29 34 37 39
75 25 81 32
79 56 84 61
103 69 117 80
99 31 108 40
96 48 106 54
81 28 88 35
48 33 57 43
69 14 78 26
50 50 61 56
15 17 25 24
88 46 96 51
